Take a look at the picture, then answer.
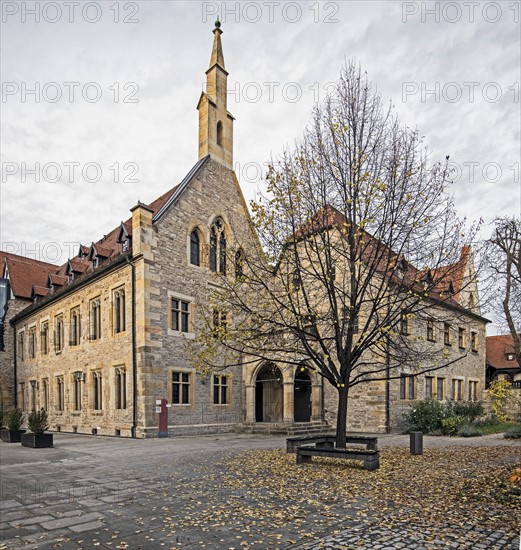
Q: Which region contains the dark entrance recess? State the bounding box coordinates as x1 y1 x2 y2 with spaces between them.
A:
294 369 312 422
255 363 283 422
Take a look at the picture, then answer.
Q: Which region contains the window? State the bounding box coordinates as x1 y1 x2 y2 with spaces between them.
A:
42 379 49 411
452 378 463 401
292 269 302 292
56 377 64 412
18 331 24 360
458 328 466 349
92 371 102 410
41 321 49 355
235 249 244 279
172 371 191 405
30 380 37 410
506 353 515 361
54 315 64 352
400 312 409 336
115 367 127 409
171 298 190 333
468 293 475 310
425 376 434 399
399 374 415 400
469 380 479 402
436 377 445 400
427 319 435 342
443 323 451 346
342 306 359 336
213 374 229 405
216 120 223 146
73 372 83 411
470 331 478 352
190 230 200 266
212 309 227 339
210 219 226 274
90 298 101 340
70 308 81 345
113 288 126 333
28 328 36 359
19 382 25 411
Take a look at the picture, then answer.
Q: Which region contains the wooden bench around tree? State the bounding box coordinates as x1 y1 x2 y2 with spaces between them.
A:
296 445 380 471
286 435 378 453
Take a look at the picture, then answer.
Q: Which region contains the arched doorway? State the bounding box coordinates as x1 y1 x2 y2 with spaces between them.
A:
255 363 283 422
294 368 312 422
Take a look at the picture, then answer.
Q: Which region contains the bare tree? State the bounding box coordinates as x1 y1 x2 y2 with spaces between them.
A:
192 62 482 447
486 217 521 367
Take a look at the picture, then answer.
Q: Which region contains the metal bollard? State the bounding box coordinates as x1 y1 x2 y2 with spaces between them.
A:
410 431 423 455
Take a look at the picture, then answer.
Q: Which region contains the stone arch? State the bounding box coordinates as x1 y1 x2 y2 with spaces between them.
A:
254 362 283 422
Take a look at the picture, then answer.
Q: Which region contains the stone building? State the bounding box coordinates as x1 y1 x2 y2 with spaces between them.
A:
5 23 487 436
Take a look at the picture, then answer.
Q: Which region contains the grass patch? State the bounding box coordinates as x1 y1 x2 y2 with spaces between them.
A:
475 421 521 435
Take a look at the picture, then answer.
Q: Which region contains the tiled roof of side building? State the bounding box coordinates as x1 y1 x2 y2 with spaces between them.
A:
0 251 59 300
486 334 520 370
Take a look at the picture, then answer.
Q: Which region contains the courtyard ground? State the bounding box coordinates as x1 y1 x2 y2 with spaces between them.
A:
0 432 519 549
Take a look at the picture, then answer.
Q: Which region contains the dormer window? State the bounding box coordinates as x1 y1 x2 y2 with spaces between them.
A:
122 239 130 252
506 353 515 361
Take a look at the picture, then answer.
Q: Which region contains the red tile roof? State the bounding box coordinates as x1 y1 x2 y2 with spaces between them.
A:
486 334 519 370
0 252 59 300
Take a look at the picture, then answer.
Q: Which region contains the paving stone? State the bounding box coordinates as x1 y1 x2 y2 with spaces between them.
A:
69 519 105 533
9 514 55 527
40 512 104 530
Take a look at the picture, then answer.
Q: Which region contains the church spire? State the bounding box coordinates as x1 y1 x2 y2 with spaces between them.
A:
197 20 234 169
209 19 225 71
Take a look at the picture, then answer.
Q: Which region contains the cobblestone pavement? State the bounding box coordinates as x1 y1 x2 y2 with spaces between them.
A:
0 432 519 549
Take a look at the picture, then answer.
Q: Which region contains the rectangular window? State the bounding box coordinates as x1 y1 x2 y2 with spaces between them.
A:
28 328 36 359
400 374 415 400
42 378 49 411
19 382 25 411
212 309 227 339
54 315 64 352
213 375 229 405
425 376 434 399
30 380 37 410
443 323 451 346
427 319 435 342
115 369 126 409
470 331 478 352
172 371 191 405
436 377 445 400
452 378 463 401
56 377 64 412
73 372 83 411
90 298 102 340
70 308 81 346
113 288 126 334
92 371 102 410
41 321 49 355
18 332 24 361
400 312 409 336
469 380 479 402
458 328 466 349
115 367 127 409
171 298 190 333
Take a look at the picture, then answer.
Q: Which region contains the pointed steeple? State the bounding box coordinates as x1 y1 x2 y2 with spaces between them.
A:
197 21 234 169
209 19 225 71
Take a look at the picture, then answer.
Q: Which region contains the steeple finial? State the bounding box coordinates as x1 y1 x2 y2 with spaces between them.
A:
209 18 225 70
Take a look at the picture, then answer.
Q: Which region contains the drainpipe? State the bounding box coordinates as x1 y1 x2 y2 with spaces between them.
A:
385 297 391 433
13 327 17 408
126 257 138 438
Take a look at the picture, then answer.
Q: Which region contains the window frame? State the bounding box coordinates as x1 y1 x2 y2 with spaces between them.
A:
426 319 436 342
89 297 102 341
189 229 201 267
92 370 103 411
170 369 194 407
167 292 195 338
113 287 126 334
443 323 451 346
451 377 464 401
213 374 230 406
115 366 127 410
470 331 479 352
399 373 416 400
458 327 466 349
70 307 81 346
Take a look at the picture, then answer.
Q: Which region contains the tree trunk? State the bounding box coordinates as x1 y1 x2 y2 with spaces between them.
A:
335 386 349 448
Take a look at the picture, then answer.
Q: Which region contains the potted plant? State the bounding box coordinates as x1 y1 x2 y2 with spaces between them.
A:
0 408 25 442
21 409 53 448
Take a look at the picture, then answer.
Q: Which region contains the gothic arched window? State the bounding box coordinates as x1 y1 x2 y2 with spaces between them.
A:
190 230 200 266
210 219 226 275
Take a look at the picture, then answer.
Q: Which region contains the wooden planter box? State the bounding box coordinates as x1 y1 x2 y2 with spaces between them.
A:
0 429 26 443
21 433 53 448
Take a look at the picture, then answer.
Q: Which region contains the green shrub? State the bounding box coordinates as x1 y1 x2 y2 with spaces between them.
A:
504 425 521 439
457 424 483 437
402 399 446 433
445 400 484 422
441 416 463 436
0 410 4 428
27 409 49 435
6 408 24 431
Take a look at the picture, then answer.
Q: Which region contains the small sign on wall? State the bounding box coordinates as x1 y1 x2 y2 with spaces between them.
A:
155 406 161 413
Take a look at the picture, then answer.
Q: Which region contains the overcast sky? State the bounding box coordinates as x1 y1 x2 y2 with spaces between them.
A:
1 0 520 333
